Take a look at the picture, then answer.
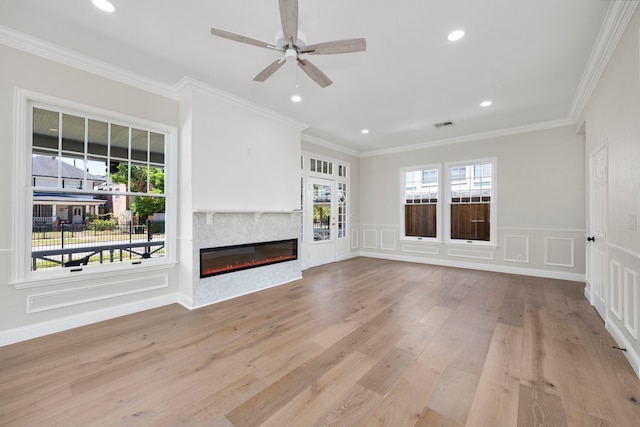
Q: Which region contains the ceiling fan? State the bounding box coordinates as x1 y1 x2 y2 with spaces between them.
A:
210 0 366 88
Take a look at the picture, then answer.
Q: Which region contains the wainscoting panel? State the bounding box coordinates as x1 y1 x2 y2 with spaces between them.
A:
503 235 529 263
351 229 359 249
402 244 439 255
380 230 396 250
27 274 169 314
363 229 378 249
606 244 640 376
610 260 623 321
448 248 494 260
624 267 639 339
544 237 575 267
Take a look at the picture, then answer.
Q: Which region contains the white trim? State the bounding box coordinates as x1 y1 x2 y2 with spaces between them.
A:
27 275 169 313
444 157 498 246
12 89 179 285
499 227 586 233
624 267 639 339
610 260 623 321
606 320 640 378
358 251 586 282
608 242 640 260
0 25 178 100
544 237 576 268
568 0 639 121
360 119 573 157
448 248 494 260
302 134 362 157
175 77 308 131
503 235 530 263
0 293 178 347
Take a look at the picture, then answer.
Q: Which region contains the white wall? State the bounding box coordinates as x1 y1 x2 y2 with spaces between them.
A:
0 44 180 344
580 8 640 374
357 125 586 280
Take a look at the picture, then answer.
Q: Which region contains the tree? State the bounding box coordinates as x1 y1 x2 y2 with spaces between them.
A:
111 164 165 222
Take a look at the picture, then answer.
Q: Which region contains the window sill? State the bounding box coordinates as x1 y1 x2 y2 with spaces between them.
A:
11 260 178 290
400 237 442 244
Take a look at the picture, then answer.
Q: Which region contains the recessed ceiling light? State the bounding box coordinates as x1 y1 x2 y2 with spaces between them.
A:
361 129 369 134
92 0 117 13
291 95 302 102
480 100 492 107
447 30 465 42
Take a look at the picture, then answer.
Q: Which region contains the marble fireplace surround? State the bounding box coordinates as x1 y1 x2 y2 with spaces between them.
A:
192 210 302 307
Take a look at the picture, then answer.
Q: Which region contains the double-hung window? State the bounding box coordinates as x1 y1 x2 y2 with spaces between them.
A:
402 166 440 240
14 94 176 282
446 159 496 245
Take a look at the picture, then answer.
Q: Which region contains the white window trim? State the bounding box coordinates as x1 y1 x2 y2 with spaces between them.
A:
12 89 178 285
400 164 442 243
443 157 497 247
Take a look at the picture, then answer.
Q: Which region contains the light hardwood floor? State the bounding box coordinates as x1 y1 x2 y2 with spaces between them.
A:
2 257 640 426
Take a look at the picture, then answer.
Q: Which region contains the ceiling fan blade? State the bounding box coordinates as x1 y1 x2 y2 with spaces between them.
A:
211 27 278 50
279 0 298 45
253 58 287 82
297 58 332 88
302 38 367 55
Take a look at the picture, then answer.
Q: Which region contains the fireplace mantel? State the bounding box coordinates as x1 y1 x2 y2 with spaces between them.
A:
194 209 302 224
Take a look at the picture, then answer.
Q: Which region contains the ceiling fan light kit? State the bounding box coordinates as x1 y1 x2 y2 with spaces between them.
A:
210 0 366 88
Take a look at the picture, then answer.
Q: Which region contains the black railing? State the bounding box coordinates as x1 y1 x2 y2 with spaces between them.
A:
31 220 165 270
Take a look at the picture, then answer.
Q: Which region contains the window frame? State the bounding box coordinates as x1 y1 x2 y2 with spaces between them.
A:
444 157 497 247
400 164 441 242
12 89 177 285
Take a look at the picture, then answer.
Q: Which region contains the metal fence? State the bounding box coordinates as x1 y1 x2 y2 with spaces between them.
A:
31 220 165 270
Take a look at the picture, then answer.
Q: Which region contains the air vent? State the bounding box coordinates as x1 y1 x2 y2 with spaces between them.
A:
434 121 454 128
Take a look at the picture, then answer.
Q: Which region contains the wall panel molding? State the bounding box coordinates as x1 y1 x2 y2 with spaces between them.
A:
380 230 396 250
624 267 639 339
448 249 494 260
610 260 623 321
544 237 575 268
363 229 378 249
503 235 530 263
27 274 169 314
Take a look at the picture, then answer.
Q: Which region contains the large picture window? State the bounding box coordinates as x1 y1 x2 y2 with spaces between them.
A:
447 160 495 243
16 97 176 280
402 166 439 239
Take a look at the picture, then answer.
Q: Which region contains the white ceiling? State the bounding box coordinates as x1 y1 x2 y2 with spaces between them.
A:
0 0 614 154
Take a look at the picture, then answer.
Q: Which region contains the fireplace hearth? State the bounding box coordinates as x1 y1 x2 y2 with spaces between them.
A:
200 238 298 278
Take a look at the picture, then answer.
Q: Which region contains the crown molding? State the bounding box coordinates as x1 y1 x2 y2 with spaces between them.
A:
301 134 362 157
0 25 178 100
568 0 639 121
174 77 308 131
360 118 574 157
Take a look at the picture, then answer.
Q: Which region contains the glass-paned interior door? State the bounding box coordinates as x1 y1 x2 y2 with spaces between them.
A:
307 177 337 267
313 183 332 241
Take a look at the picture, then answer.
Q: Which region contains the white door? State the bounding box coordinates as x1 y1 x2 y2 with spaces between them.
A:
307 177 337 267
587 144 608 319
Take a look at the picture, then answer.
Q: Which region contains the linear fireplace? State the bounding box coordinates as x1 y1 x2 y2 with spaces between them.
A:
200 238 298 278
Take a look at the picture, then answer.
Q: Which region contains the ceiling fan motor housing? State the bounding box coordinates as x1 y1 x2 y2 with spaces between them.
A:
284 47 298 61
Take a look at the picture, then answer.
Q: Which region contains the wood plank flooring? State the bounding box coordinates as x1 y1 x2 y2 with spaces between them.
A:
2 257 640 426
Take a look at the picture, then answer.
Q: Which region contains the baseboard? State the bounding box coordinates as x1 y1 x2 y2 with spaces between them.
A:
606 320 640 378
0 293 178 347
358 251 586 282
